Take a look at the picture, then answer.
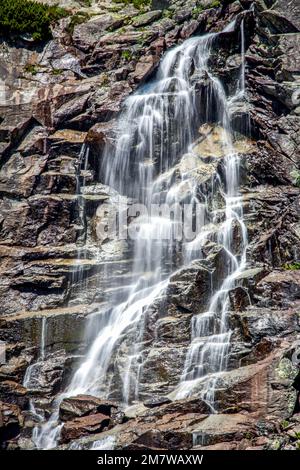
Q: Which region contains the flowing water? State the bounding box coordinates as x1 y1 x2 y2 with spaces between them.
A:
31 19 249 448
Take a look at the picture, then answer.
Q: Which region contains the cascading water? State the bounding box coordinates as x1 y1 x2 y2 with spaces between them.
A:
175 124 248 406
175 18 249 406
31 18 250 448
65 33 218 402
22 316 48 435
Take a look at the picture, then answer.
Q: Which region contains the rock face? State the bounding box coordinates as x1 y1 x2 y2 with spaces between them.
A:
59 395 117 421
60 413 110 443
0 0 300 451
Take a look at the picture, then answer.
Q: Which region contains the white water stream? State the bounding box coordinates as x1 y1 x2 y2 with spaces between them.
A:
30 18 249 449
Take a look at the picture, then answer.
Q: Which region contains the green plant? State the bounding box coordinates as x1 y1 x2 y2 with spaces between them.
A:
114 0 151 10
66 12 90 34
0 0 68 42
283 262 300 270
192 0 222 18
192 6 204 18
24 63 38 75
163 9 173 18
121 50 132 61
209 0 222 8
52 68 63 76
281 420 290 430
291 169 300 187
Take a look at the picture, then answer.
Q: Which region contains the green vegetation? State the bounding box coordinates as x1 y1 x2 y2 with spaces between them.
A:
51 68 63 76
24 63 38 75
192 5 205 17
280 420 290 430
163 9 173 18
291 169 300 188
114 0 151 10
79 0 92 6
209 0 222 8
192 1 222 18
66 11 90 34
283 262 300 270
0 0 68 41
121 50 132 61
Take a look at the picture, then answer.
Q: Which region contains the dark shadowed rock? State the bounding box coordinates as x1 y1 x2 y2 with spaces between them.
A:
0 381 28 409
60 413 110 443
0 401 23 446
59 395 117 421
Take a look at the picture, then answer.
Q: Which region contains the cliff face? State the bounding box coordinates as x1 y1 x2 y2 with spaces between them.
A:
0 0 300 450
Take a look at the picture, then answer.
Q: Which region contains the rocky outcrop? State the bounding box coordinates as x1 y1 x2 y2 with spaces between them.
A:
59 395 117 421
0 0 300 451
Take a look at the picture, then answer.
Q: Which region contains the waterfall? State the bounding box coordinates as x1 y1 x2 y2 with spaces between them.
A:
40 317 47 361
239 18 246 95
175 134 248 406
65 33 217 403
71 144 90 289
22 316 48 434
32 20 249 449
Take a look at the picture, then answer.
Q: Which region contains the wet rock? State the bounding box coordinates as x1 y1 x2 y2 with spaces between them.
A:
129 54 160 84
59 395 117 421
213 346 299 419
22 351 66 396
0 195 77 248
124 428 192 450
143 396 172 408
192 413 256 447
1 0 300 449
60 413 110 443
0 381 28 409
232 307 299 345
0 308 88 353
255 270 300 308
180 20 199 39
0 401 23 446
0 351 30 382
86 120 116 159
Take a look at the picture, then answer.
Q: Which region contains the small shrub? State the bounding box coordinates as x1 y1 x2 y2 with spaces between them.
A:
192 6 204 18
192 1 222 18
0 0 68 42
121 50 132 61
209 0 222 8
24 63 38 75
280 420 290 430
163 9 173 18
283 262 300 270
